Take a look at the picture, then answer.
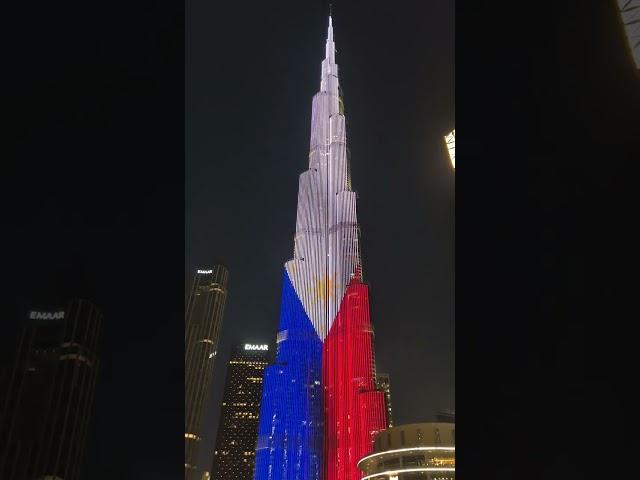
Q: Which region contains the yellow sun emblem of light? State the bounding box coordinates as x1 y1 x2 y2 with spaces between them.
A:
313 275 334 303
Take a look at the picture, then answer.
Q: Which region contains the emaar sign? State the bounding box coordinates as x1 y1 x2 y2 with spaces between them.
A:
29 311 65 320
244 344 269 351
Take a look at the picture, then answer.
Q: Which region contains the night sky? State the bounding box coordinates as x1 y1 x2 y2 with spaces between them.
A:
187 0 454 471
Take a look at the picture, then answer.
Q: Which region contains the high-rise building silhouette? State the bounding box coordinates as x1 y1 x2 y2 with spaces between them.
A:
0 299 102 480
376 373 394 428
185 265 229 479
210 343 270 480
254 16 387 480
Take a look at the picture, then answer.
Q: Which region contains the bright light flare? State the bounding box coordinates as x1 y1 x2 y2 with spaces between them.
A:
444 129 455 169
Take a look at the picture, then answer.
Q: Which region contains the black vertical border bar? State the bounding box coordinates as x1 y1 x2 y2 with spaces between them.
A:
3 0 186 478
457 0 639 477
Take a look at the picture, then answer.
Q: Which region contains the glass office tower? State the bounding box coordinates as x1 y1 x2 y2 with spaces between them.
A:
210 343 270 480
185 265 229 479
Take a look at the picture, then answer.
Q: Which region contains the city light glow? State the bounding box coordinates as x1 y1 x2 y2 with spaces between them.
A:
361 468 456 480
445 129 455 169
357 446 456 468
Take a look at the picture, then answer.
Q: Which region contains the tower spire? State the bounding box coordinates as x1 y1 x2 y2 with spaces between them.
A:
326 12 335 61
321 11 337 94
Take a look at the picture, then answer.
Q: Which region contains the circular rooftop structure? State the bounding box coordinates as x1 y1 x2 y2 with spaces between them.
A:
357 422 455 480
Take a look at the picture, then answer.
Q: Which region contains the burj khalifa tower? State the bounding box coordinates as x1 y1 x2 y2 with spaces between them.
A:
254 16 387 480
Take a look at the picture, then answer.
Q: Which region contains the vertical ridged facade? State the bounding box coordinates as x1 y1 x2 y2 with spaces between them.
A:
254 17 386 480
322 277 387 480
0 299 102 480
185 265 229 479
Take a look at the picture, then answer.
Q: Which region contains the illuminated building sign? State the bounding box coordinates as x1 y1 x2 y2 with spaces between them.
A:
197 269 213 274
29 311 65 320
244 344 268 351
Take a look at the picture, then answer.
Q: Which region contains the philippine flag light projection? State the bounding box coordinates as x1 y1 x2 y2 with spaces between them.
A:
254 17 387 480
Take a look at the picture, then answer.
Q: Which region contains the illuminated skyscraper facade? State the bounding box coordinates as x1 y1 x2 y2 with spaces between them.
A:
0 299 102 480
254 17 386 480
210 343 270 480
186 265 229 480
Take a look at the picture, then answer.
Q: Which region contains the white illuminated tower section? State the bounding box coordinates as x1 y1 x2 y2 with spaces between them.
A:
284 16 360 341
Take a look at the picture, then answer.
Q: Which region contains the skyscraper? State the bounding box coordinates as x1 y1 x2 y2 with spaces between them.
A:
186 265 229 479
254 17 387 480
0 299 102 480
376 373 394 428
210 342 271 480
